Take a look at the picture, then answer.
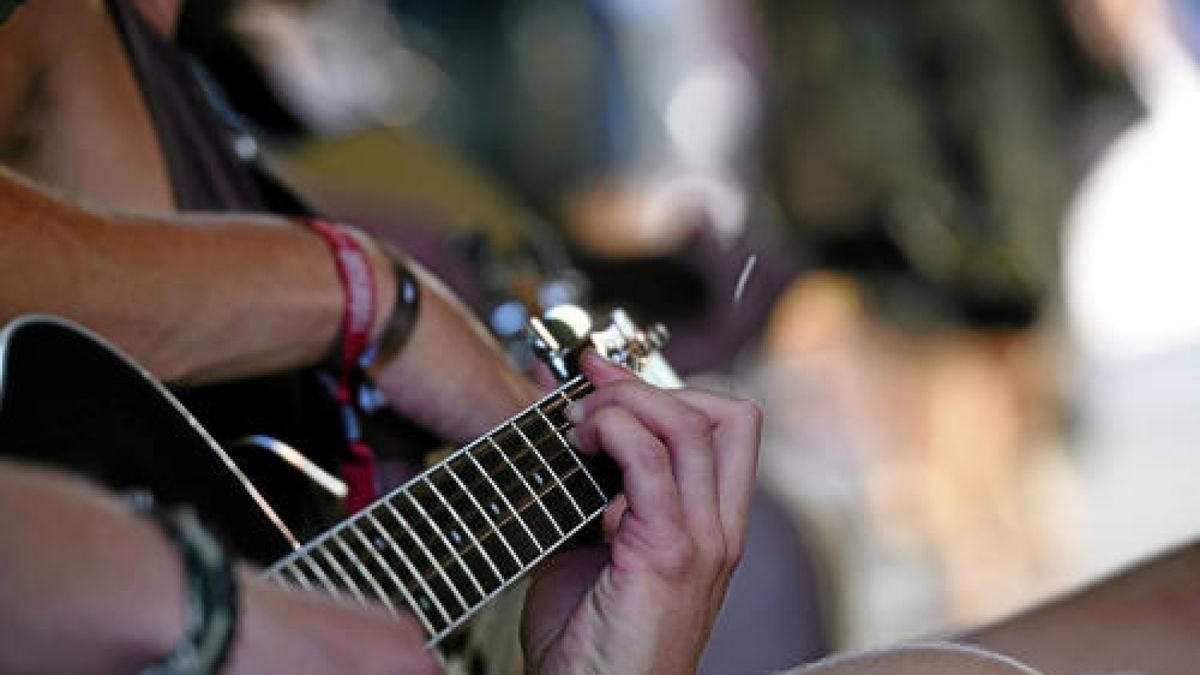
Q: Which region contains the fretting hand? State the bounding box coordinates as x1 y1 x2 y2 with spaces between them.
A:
522 350 762 675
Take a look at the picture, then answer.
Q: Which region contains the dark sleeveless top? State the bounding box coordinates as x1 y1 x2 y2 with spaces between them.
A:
104 0 345 492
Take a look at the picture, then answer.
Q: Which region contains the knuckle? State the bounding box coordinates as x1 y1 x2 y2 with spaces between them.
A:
660 537 699 579
589 406 625 431
636 439 671 473
679 409 713 441
603 379 644 402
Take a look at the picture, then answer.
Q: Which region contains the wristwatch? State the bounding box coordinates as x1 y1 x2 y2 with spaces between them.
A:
0 0 27 23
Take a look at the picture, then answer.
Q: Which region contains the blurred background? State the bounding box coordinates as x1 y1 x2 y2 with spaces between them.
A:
175 0 1200 671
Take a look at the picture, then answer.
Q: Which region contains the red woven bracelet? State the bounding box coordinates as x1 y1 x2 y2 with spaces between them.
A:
305 218 378 400
302 218 380 512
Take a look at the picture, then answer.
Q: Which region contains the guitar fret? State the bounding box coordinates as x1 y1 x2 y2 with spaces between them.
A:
496 423 584 535
488 436 564 538
332 533 395 612
426 471 505 586
317 544 367 605
283 562 313 591
511 419 586 519
465 450 543 556
383 500 469 615
444 458 523 574
409 482 488 600
347 521 436 634
300 552 338 595
364 511 451 628
540 404 607 502
254 373 618 648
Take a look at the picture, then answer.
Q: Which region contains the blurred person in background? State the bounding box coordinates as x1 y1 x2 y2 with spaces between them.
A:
1062 0 1200 580
753 0 1088 647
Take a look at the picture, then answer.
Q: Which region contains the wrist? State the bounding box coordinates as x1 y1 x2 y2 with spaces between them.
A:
360 241 421 373
349 229 398 346
138 508 239 675
300 218 380 383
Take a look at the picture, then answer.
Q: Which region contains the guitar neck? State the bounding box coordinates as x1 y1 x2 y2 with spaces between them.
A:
264 375 611 644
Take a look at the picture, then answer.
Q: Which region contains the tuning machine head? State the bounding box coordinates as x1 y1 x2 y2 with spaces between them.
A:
527 305 680 387
588 309 670 374
527 304 593 383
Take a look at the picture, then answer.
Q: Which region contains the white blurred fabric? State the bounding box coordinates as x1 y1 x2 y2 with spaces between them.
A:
1063 7 1200 580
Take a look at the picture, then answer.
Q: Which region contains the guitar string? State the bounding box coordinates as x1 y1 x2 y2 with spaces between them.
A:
296 454 606 631
361 381 598 557
394 412 602 559
510 419 586 520
275 397 609 621
429 391 599 533
279 416 609 623
275 375 601 609
286 414 599 596
487 434 564 538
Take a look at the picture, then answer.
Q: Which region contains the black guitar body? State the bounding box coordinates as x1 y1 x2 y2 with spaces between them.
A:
0 314 642 650
0 316 297 564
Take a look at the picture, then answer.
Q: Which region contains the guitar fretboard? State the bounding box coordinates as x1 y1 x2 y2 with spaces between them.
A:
264 376 609 644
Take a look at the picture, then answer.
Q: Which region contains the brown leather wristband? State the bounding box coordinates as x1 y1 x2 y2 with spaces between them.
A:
361 247 420 370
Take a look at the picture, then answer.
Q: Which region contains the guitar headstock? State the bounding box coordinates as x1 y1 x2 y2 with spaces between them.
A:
527 305 682 389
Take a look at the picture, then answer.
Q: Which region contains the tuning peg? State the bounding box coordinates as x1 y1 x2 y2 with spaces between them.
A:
527 304 593 383
589 309 671 373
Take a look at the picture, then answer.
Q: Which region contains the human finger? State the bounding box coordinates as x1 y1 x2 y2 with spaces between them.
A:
530 360 561 392
601 494 628 541
568 377 720 542
672 389 762 559
571 404 685 545
578 348 639 386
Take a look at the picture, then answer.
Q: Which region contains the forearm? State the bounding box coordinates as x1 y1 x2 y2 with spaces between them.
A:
0 165 534 436
0 462 187 675
960 541 1200 674
369 264 539 443
0 462 440 675
0 167 361 383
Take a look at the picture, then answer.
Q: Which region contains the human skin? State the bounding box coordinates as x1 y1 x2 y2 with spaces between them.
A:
0 0 538 444
0 353 763 675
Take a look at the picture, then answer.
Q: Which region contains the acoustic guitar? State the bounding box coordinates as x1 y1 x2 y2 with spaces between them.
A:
0 311 672 646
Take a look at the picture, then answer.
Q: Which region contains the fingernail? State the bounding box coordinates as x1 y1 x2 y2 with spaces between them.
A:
565 428 580 448
564 403 584 424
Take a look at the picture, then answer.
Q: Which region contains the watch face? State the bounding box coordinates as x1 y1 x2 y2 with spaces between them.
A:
0 0 27 24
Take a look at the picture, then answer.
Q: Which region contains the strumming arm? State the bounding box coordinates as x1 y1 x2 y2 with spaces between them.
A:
0 460 190 674
0 461 440 675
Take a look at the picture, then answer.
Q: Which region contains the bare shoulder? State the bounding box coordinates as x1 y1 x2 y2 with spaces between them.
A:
783 643 1042 675
0 3 42 136
0 0 103 137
